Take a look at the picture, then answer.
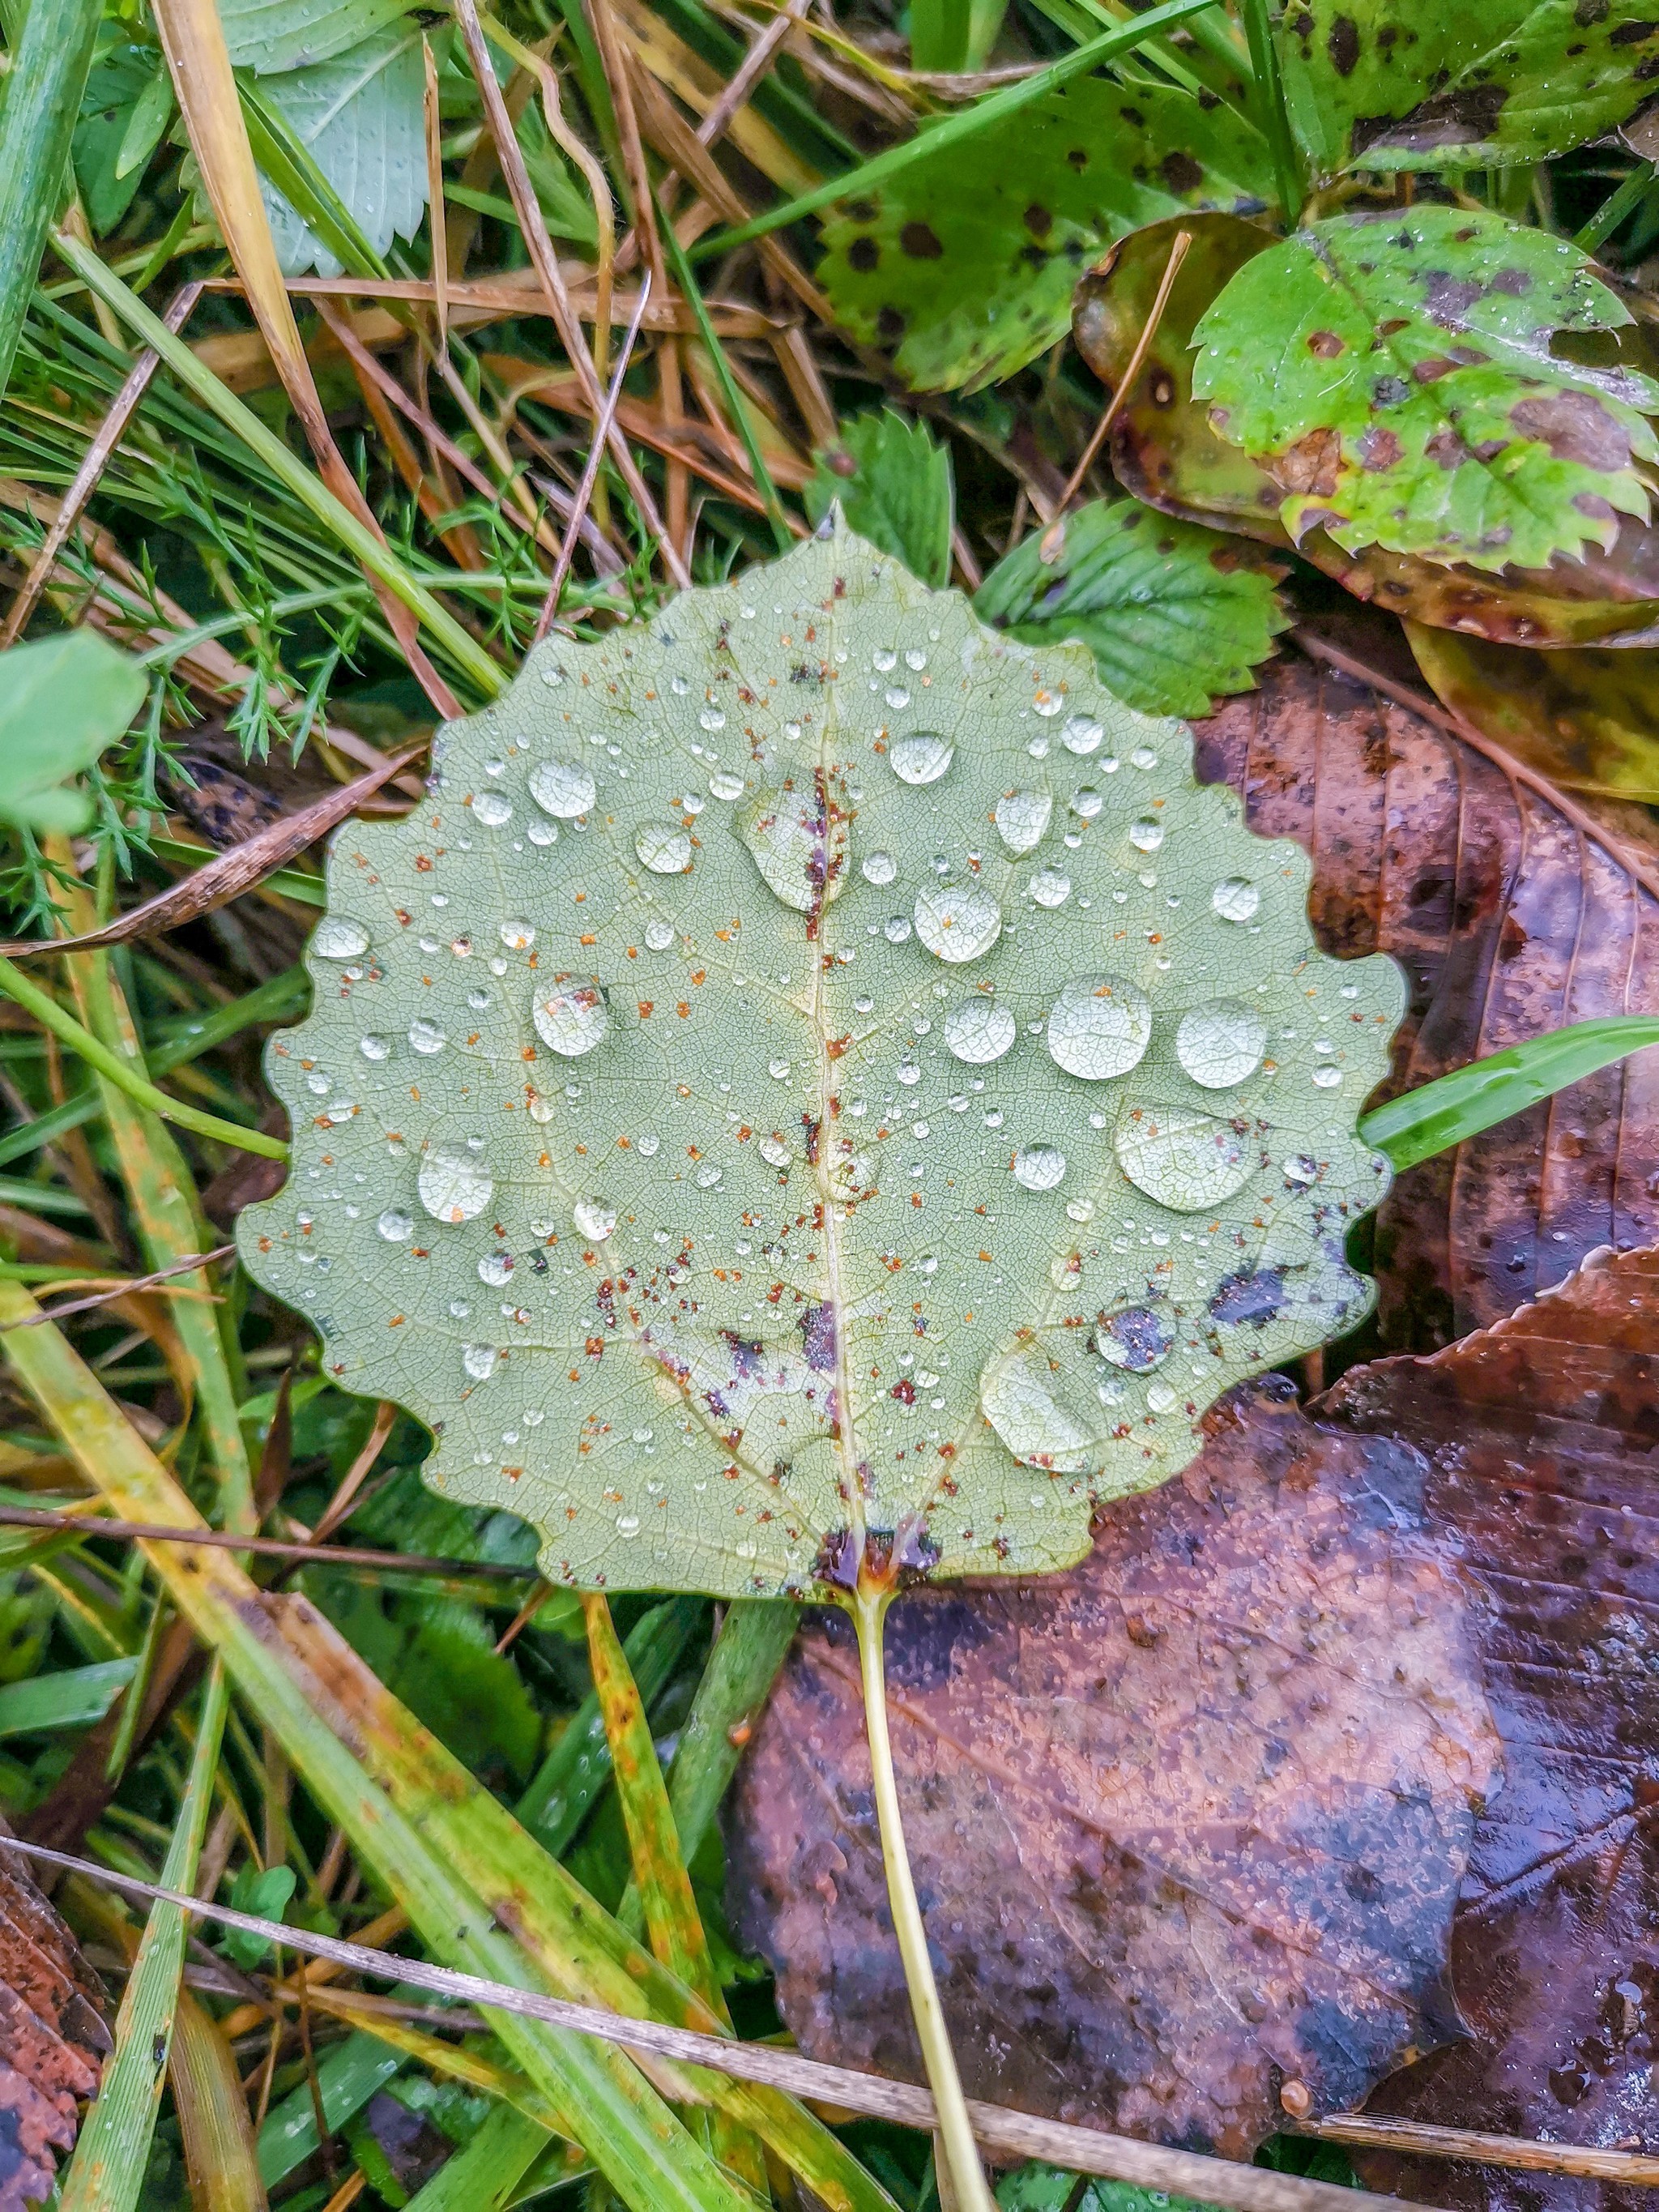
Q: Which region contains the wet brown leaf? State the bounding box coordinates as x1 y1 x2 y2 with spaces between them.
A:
1072 217 1659 648
1320 1244 1659 2212
0 1843 109 2206
1194 646 1659 1347
728 1379 1500 2159
1406 626 1659 804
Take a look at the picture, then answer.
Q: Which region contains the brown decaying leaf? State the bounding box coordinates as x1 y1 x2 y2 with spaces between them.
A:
1072 216 1659 650
0 1844 109 2206
1193 648 1659 1347
728 1378 1501 2159
1317 1244 1659 2212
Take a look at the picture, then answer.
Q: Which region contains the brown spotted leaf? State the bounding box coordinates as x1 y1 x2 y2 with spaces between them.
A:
0 1843 109 2206
1194 644 1659 1347
1073 216 1659 648
1320 1244 1659 2212
1191 209 1659 574
727 1377 1501 2157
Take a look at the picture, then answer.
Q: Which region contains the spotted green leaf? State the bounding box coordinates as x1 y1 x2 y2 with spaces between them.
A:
254 23 428 278
817 78 1273 393
1192 207 1659 574
237 524 1401 1603
973 497 1289 718
1278 0 1659 181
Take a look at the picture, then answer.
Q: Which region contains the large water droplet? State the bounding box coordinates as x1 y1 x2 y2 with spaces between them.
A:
313 917 369 959
889 732 953 786
1012 1142 1066 1191
1113 1104 1256 1210
862 850 897 886
943 999 1017 1065
1046 974 1151 1080
1175 999 1268 1089
979 1347 1094 1469
419 1149 494 1224
993 788 1051 855
573 1198 617 1241
737 784 846 912
530 759 596 818
636 822 693 873
1094 1306 1173 1372
914 883 1002 963
533 979 609 1057
1212 876 1260 923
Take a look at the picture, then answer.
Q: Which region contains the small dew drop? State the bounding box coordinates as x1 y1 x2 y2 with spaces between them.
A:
472 792 512 827
1012 1143 1067 1191
710 771 745 801
1175 1000 1268 1089
419 1149 494 1224
644 920 676 952
885 916 914 943
1128 816 1165 853
530 759 596 818
1062 714 1104 755
994 788 1052 856
359 1034 390 1061
479 1252 514 1286
1312 1065 1344 1088
914 883 1002 963
1046 974 1152 1080
313 917 369 960
862 850 898 886
533 980 609 1057
1094 1307 1173 1372
407 1018 447 1057
1212 876 1260 923
377 1209 412 1242
574 1197 617 1241
500 918 535 950
1028 869 1072 909
636 822 693 873
889 732 954 786
943 999 1017 1065
462 1344 498 1381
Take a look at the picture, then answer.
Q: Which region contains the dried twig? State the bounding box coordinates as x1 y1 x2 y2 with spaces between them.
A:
5 1247 236 1329
3 284 203 647
0 1504 539 1584
4 1835 1449 2212
535 274 655 639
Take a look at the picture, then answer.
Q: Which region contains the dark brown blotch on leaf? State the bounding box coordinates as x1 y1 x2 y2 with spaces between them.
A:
1511 390 1631 471
729 1381 1499 2159
898 221 944 260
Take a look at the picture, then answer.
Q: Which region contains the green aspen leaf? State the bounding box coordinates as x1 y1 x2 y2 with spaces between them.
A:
1192 207 1659 574
805 412 955 590
817 79 1273 393
973 497 1289 717
220 0 410 73
1279 0 1659 181
237 524 1401 1603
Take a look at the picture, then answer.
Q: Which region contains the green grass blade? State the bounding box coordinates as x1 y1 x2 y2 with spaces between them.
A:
516 1596 702 1855
690 0 1222 258
237 70 390 280
48 227 505 702
257 2026 405 2188
1359 1017 1659 1173
0 0 103 399
58 1662 228 2212
1238 0 1301 220
403 2102 556 2212
0 1655 134 1736
0 954 288 1162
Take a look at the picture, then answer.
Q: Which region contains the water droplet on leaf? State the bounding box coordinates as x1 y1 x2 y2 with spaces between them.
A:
737 784 846 912
1175 1000 1268 1089
1046 974 1151 1080
889 732 953 785
1212 876 1260 923
419 1149 494 1224
636 822 693 873
1114 1104 1256 1210
532 980 609 1057
313 918 369 959
530 760 596 818
943 999 1017 1064
993 788 1051 855
1012 1142 1066 1191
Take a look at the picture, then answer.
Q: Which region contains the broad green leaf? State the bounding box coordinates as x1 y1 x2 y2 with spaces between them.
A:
255 23 426 278
805 412 955 590
0 632 147 835
996 2168 1223 2212
74 37 172 233
973 497 1288 717
1278 0 1659 181
222 1863 296 1971
238 523 1401 1601
817 78 1273 392
220 0 410 73
1192 207 1659 574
